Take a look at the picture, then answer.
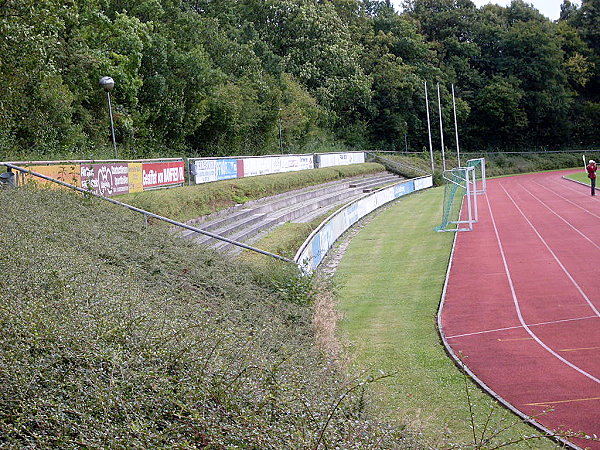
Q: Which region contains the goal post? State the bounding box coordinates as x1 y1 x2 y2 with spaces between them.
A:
435 158 486 233
466 157 486 195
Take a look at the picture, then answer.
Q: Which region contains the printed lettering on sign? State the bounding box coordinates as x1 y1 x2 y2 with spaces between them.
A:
216 159 238 180
80 163 130 197
194 160 217 184
142 161 185 189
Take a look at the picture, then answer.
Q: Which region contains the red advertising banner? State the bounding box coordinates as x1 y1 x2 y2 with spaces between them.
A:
80 163 130 197
142 161 185 189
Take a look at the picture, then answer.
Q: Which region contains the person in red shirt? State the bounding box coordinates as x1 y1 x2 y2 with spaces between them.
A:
586 159 597 196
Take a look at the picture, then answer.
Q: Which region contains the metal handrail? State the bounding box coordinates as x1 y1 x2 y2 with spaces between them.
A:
2 163 294 264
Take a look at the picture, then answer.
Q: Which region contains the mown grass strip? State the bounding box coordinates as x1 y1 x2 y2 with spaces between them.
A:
565 172 591 185
333 187 559 448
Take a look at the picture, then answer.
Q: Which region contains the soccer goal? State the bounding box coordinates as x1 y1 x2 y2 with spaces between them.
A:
435 158 486 232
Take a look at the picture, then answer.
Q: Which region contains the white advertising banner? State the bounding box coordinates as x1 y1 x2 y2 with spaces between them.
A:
317 152 365 168
238 155 314 177
279 155 314 173
240 156 279 177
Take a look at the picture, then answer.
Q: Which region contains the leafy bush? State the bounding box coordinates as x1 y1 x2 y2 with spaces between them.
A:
0 186 414 448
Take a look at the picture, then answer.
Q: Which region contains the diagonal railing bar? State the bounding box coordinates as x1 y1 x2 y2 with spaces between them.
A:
3 163 294 264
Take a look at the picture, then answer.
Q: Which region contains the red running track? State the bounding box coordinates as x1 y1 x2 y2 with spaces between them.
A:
440 169 600 449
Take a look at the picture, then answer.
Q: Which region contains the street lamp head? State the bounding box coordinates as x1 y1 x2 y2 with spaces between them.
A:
99 76 115 92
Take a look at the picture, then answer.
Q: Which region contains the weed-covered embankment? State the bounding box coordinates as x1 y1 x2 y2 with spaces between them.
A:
0 186 412 448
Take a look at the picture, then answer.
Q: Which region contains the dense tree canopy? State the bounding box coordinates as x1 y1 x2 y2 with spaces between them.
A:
0 0 598 159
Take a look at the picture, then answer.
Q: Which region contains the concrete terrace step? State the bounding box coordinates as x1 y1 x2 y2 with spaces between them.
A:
181 172 390 238
180 173 387 238
182 171 404 255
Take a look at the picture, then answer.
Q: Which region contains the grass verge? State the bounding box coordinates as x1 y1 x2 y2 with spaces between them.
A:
564 171 591 185
332 187 560 448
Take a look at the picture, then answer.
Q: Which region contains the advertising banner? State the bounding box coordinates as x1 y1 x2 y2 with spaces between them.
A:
142 161 185 189
128 163 143 193
240 156 278 177
295 177 431 273
80 163 130 197
191 154 314 184
216 159 238 180
280 155 314 173
317 152 365 168
22 164 81 187
193 159 238 184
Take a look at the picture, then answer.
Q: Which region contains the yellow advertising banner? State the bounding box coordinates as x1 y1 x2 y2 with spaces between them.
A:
127 163 143 193
20 164 81 188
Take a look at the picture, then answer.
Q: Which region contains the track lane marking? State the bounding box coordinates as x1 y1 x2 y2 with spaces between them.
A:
499 183 600 317
497 337 534 342
446 315 599 339
517 182 600 251
560 347 600 352
526 397 600 407
533 178 600 219
487 188 600 384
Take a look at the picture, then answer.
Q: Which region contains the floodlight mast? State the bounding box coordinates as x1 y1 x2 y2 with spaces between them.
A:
424 82 434 173
99 76 117 159
437 83 446 172
452 84 461 168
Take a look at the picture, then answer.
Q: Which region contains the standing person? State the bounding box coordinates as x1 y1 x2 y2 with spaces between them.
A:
586 159 597 196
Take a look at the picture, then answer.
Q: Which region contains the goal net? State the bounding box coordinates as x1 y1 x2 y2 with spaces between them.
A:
435 158 486 232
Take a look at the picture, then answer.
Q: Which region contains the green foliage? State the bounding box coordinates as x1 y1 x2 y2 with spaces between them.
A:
0 186 414 448
1 0 600 160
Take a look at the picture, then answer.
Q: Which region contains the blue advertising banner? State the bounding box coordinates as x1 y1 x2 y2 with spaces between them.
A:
216 159 238 180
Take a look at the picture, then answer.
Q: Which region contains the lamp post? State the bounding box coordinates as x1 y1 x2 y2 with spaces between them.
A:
277 107 283 154
99 76 117 159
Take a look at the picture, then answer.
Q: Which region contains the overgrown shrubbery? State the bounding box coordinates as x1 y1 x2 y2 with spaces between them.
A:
0 186 416 448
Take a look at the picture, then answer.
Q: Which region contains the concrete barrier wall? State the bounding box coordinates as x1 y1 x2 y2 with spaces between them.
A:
294 175 433 273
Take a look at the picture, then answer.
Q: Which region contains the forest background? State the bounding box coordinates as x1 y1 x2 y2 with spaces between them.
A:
1 0 598 161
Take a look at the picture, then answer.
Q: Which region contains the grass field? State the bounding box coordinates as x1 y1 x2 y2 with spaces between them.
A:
332 187 559 448
565 171 591 185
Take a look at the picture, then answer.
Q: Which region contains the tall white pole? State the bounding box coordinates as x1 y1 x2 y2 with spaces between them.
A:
425 82 434 173
437 83 446 172
452 84 461 168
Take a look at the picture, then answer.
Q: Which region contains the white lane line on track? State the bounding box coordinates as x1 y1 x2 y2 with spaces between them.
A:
487 188 600 384
499 183 600 317
446 315 599 339
517 182 600 251
533 179 600 219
